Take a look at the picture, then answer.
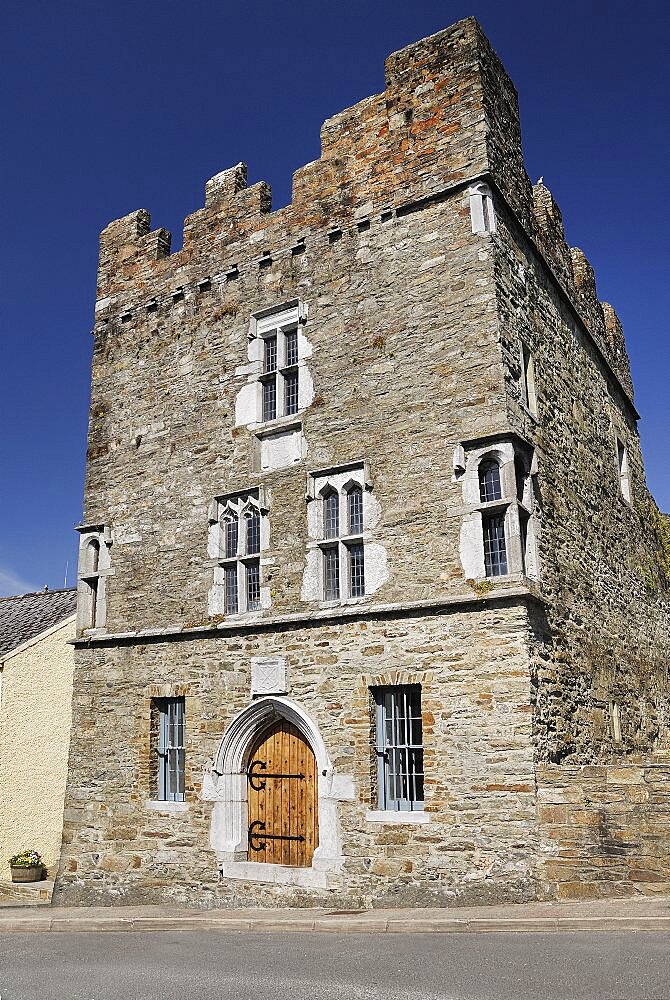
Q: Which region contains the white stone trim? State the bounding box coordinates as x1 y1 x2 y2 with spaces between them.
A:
144 799 190 814
217 860 329 887
365 810 431 824
468 182 496 234
202 696 352 879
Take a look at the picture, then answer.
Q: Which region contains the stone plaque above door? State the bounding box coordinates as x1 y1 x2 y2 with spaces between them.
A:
250 656 288 696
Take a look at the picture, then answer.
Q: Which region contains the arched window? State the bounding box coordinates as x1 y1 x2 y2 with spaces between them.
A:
324 491 339 539
479 460 502 503
347 485 363 536
77 534 104 631
85 538 100 576
212 491 267 616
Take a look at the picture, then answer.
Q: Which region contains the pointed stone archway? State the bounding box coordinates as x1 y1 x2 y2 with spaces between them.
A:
201 697 353 887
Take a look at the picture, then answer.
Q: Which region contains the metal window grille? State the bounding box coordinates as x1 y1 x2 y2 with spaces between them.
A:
348 542 365 597
224 518 238 558
262 377 277 421
324 492 339 539
224 564 239 613
245 512 260 555
158 698 185 802
264 335 277 373
374 686 424 811
347 487 363 535
323 546 340 601
483 513 508 576
246 560 261 611
284 372 299 415
285 328 298 367
479 461 502 503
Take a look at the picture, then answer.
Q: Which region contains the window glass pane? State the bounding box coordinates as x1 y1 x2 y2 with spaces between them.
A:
284 372 299 415
483 513 508 576
285 329 298 367
479 461 502 502
349 542 365 597
224 565 239 613
323 547 340 600
347 487 363 535
245 512 260 555
158 699 185 802
264 335 277 373
224 518 238 558
375 686 424 811
246 560 261 611
262 377 277 421
324 493 339 539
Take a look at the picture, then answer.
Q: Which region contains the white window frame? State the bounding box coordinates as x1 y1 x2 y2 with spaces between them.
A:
253 304 305 424
208 490 270 616
520 341 538 416
75 523 112 631
468 182 496 235
457 440 539 583
616 436 631 503
307 464 369 604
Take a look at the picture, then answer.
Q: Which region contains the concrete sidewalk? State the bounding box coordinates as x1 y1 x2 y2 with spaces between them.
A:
1 894 670 933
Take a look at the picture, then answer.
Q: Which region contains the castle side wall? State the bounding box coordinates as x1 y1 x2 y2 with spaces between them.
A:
493 202 670 763
537 764 670 899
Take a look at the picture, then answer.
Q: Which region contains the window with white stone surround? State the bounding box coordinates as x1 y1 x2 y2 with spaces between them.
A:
75 524 112 631
468 181 496 234
455 438 539 583
302 462 389 605
208 489 270 616
234 301 314 473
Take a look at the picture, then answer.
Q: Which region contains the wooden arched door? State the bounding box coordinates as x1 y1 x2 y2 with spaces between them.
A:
246 720 318 867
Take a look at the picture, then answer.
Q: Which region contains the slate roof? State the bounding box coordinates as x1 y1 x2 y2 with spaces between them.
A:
0 588 77 659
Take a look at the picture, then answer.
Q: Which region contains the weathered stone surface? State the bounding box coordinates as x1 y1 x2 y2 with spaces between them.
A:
57 17 669 909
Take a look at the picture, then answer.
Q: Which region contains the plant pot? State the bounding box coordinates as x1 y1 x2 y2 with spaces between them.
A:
10 865 44 883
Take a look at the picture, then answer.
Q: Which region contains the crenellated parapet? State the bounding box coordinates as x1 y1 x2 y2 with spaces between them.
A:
95 17 534 303
531 181 634 404
602 303 634 401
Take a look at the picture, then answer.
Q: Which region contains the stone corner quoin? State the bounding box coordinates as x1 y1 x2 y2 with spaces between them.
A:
57 16 670 910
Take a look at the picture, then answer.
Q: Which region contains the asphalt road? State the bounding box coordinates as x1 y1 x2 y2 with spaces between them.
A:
0 931 668 1000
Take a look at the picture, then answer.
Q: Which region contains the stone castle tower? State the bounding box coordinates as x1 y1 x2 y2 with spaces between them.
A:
57 18 670 907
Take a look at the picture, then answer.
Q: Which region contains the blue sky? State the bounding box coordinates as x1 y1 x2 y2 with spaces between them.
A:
1 0 668 596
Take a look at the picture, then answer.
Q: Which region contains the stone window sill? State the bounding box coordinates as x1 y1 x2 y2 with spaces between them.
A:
365 810 431 825
145 800 190 814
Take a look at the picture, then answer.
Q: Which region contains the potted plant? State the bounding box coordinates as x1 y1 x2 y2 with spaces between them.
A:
9 850 44 883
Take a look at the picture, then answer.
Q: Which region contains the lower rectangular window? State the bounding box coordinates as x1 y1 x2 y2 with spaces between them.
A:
348 543 365 597
262 377 277 421
373 685 424 811
156 698 185 802
224 565 239 614
246 560 261 611
323 546 340 601
483 513 508 576
284 372 299 415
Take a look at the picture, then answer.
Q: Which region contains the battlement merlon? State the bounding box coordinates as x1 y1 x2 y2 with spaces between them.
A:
96 17 534 297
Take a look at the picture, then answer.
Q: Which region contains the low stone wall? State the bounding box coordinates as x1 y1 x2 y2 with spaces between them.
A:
537 763 670 899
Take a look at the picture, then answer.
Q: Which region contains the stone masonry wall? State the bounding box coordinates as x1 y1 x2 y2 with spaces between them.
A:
56 602 546 908
493 191 670 764
537 764 670 899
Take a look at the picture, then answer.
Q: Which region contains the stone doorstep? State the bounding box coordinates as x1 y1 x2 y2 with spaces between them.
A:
0 880 54 907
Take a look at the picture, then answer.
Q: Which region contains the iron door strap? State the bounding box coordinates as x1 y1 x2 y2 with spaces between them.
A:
247 758 304 791
248 820 305 852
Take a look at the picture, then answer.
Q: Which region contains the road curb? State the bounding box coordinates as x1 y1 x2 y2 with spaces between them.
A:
1 912 670 934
